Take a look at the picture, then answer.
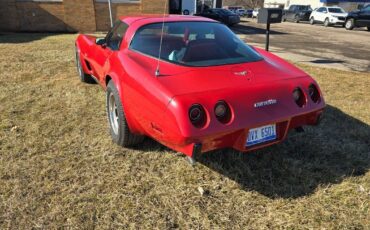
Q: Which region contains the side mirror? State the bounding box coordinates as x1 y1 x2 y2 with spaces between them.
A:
96 38 107 48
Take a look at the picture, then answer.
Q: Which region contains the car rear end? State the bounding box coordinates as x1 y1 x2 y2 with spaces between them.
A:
216 9 240 25
127 19 324 157
159 68 325 157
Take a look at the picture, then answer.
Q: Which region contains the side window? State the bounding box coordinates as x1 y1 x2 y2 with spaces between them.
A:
289 6 295 11
317 7 324 12
322 7 327 13
106 22 129 51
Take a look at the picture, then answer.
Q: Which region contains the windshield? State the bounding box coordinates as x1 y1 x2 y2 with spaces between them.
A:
328 8 345 13
130 22 263 67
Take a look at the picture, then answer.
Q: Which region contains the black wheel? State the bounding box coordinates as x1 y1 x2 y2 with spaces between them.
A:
345 18 355 30
310 17 315 25
282 16 286 22
324 18 330 27
294 15 300 23
106 80 144 147
367 26 370 31
75 48 95 84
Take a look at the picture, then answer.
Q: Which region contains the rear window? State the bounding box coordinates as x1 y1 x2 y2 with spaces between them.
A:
129 22 262 67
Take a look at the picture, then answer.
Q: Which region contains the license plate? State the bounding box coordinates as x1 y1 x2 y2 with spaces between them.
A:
246 124 276 147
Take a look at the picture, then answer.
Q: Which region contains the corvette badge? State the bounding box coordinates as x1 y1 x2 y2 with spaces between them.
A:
254 99 277 108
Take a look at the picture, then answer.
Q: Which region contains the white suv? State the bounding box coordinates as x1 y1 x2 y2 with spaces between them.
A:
310 7 348 27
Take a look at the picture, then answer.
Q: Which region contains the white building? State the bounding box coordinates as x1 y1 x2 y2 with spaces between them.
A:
264 0 369 11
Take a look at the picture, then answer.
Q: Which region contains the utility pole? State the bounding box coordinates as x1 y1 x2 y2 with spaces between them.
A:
108 0 113 28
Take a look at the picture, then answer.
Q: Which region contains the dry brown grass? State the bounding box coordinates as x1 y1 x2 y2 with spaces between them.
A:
0 33 369 229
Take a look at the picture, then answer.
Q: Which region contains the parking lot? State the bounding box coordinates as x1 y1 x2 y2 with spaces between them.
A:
233 19 370 72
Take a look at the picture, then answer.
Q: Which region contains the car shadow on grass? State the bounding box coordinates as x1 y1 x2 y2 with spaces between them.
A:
195 105 370 199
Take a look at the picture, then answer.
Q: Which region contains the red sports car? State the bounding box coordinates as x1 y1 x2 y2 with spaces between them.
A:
75 15 325 162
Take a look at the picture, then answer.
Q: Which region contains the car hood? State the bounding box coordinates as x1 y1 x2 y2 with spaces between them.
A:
157 49 308 96
330 13 348 17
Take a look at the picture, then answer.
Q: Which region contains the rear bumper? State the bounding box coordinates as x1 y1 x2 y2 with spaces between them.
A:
169 109 324 157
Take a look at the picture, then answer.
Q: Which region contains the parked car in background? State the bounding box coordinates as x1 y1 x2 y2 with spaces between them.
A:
246 9 253 18
252 8 260 18
310 7 347 27
236 9 246 17
283 5 313 23
345 4 370 30
195 8 240 26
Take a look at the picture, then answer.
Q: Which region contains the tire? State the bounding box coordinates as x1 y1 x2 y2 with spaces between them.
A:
367 26 370 31
345 18 355 30
106 80 144 147
75 48 96 84
282 16 286 22
294 15 300 23
310 17 315 25
324 18 330 27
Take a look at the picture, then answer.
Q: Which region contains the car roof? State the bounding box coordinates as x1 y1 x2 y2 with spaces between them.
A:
119 15 216 26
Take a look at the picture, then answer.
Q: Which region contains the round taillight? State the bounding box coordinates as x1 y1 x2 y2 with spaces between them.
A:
189 104 206 128
308 84 320 103
293 87 306 107
214 101 231 124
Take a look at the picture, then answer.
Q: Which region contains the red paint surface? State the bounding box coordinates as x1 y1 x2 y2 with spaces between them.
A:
76 15 325 156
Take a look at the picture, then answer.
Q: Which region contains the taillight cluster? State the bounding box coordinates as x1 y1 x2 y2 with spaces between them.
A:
189 104 206 128
189 101 232 128
293 87 306 107
293 83 321 107
214 101 231 124
308 84 321 103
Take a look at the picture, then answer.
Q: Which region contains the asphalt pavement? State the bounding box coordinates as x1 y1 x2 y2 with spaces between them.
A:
233 19 370 72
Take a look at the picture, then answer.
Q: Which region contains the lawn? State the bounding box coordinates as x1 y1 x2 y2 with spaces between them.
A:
0 33 369 229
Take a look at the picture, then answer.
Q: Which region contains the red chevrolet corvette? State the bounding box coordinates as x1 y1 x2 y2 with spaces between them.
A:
75 15 325 161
